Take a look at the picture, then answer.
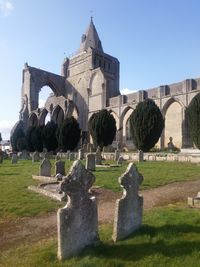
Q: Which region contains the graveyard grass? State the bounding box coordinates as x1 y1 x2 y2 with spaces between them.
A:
1 204 200 267
1 160 200 218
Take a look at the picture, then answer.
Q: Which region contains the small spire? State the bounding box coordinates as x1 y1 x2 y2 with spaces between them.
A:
78 18 103 53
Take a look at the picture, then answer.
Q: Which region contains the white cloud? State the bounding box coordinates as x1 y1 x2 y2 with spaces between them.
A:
0 0 14 16
0 120 17 140
120 88 137 95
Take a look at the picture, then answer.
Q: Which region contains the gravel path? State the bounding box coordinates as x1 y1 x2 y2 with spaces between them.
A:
0 179 200 251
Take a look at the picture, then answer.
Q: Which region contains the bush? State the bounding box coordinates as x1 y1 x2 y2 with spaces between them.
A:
129 99 164 152
89 109 116 150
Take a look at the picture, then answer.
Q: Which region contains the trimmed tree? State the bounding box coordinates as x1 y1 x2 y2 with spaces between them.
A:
89 109 116 151
42 121 58 152
186 93 200 149
11 124 26 152
129 99 164 152
57 117 81 152
26 126 43 152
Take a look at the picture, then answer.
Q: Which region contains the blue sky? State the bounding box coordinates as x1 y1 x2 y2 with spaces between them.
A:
1 0 200 139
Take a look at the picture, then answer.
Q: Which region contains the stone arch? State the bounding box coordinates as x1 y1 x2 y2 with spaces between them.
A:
120 106 134 145
89 72 104 95
38 108 50 126
110 110 119 141
162 98 184 148
29 112 38 127
72 105 79 120
52 105 64 127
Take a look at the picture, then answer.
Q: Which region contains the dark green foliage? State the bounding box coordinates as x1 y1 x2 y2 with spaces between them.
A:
0 132 2 143
57 117 81 152
42 121 58 152
89 109 116 150
26 126 43 152
129 99 164 152
11 124 25 152
26 126 35 152
17 137 27 151
186 93 200 149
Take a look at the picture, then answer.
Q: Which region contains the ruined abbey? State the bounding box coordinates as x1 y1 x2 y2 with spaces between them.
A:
18 18 200 150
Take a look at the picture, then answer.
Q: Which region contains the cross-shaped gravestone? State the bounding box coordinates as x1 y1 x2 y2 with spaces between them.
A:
112 163 143 242
57 160 99 260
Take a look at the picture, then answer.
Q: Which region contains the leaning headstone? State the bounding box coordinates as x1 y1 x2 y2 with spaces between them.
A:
117 156 123 165
39 158 52 176
11 153 18 164
0 150 3 163
112 163 143 242
95 147 102 165
78 148 84 160
114 149 120 161
55 160 65 176
55 154 61 161
32 151 40 162
69 153 75 161
86 153 95 171
57 160 99 260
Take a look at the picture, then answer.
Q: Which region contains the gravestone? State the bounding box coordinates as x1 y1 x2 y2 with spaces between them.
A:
117 156 123 165
69 153 75 161
112 163 143 242
11 153 18 164
55 154 61 161
66 151 70 160
95 147 102 165
55 160 65 176
78 148 84 160
39 158 52 176
114 149 120 161
86 153 95 171
32 151 40 162
57 160 99 260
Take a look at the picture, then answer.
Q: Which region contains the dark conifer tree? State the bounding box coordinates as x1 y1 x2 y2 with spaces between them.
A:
129 99 164 152
89 109 116 150
42 121 58 152
186 93 200 149
57 117 81 152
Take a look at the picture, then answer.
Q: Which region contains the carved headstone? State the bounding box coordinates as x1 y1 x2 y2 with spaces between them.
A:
55 160 65 176
112 163 143 242
117 156 123 165
86 153 95 171
57 160 99 260
39 158 52 176
95 147 102 165
32 151 40 163
78 148 84 160
114 149 120 161
11 153 18 164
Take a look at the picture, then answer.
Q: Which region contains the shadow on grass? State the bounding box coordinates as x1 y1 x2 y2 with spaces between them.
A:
79 224 200 261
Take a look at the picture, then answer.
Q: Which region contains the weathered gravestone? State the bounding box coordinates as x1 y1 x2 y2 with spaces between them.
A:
117 156 123 165
86 153 95 171
112 163 143 242
55 160 65 176
11 153 18 164
114 149 120 161
69 152 75 161
95 147 102 165
39 158 52 176
78 148 84 160
55 154 61 161
57 160 99 260
32 151 40 162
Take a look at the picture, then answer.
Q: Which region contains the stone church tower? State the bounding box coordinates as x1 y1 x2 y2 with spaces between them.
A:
18 18 120 144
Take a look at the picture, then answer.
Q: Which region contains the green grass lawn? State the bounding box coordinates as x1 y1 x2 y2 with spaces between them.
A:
94 161 200 191
1 204 200 267
0 159 200 219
